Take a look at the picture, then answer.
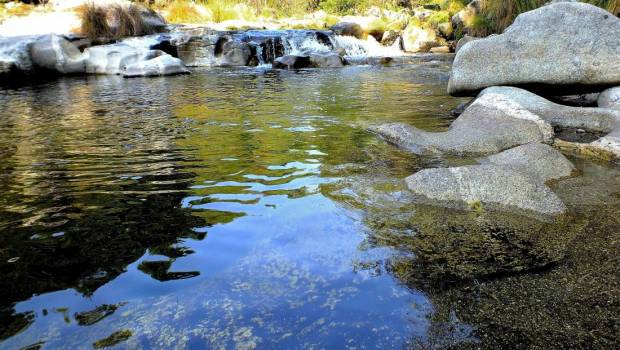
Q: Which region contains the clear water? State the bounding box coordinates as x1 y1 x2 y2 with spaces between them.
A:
0 62 618 349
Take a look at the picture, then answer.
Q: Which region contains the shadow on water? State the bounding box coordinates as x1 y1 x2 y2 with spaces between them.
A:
324 155 620 349
0 76 208 340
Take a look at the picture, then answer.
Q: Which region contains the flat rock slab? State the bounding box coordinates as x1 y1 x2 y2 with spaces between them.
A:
405 142 573 216
448 3 620 96
372 91 553 156
481 142 575 182
480 86 620 161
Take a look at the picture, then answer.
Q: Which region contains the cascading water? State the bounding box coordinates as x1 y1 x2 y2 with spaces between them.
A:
332 35 404 58
161 28 407 68
281 31 333 56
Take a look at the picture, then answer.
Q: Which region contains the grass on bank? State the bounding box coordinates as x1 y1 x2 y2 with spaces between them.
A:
72 0 620 40
77 2 160 39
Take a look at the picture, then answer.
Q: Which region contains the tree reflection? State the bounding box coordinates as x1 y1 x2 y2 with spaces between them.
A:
0 76 207 339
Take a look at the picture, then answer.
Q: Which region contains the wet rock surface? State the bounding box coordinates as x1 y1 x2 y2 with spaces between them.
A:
402 142 574 217
448 2 620 96
405 164 567 216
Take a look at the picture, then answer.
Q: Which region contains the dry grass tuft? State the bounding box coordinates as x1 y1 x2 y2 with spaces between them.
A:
77 2 160 40
78 2 113 39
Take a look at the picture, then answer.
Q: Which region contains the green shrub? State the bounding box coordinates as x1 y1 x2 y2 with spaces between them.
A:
319 0 365 15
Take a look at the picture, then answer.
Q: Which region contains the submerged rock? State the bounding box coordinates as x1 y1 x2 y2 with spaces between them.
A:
406 143 572 217
378 205 580 286
598 87 620 111
448 3 620 96
372 91 553 156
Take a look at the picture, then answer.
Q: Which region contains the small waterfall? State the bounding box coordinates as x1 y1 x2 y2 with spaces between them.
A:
281 31 333 56
253 44 271 68
167 28 407 67
332 35 404 58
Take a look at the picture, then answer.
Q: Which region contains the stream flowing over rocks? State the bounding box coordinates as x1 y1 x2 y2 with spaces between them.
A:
0 24 424 78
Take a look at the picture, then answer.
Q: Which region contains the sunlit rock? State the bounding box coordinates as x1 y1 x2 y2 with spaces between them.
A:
329 22 363 39
30 34 86 74
448 2 620 96
123 54 189 78
372 92 553 156
402 25 441 53
479 86 620 161
405 143 573 216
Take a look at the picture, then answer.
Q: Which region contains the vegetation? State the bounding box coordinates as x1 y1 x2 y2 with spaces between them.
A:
476 0 619 35
77 2 160 39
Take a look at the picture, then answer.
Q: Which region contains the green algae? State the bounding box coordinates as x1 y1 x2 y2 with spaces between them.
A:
74 303 125 326
92 329 133 349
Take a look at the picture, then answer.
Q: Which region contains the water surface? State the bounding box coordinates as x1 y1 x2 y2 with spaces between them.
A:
0 62 618 349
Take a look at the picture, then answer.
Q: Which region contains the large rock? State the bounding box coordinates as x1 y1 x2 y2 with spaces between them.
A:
217 40 254 66
448 3 620 96
480 86 620 162
598 87 620 111
84 44 186 77
454 35 479 54
84 44 152 74
173 34 220 66
123 53 189 78
402 25 441 53
406 142 573 216
372 91 553 156
330 22 364 39
0 35 39 74
381 30 401 47
30 35 85 74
